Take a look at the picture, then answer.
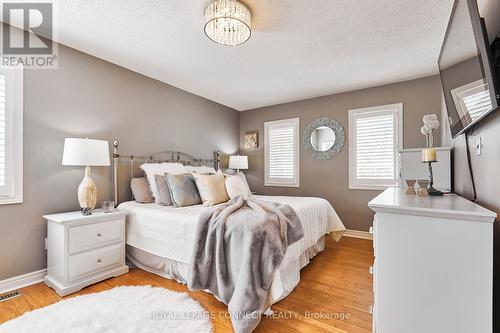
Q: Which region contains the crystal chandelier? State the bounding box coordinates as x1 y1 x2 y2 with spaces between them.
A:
204 0 251 46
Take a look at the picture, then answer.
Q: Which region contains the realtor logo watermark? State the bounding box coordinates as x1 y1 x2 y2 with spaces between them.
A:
1 2 58 69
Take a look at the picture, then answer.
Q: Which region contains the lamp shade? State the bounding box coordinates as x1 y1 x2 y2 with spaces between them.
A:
229 155 248 170
62 138 110 166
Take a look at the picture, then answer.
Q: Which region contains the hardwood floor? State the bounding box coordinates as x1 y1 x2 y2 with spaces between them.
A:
0 237 374 333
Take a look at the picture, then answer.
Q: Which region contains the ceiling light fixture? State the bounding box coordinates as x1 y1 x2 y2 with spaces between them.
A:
204 0 251 46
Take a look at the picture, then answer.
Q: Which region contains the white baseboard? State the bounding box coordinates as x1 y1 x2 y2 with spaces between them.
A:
0 269 47 294
344 229 373 240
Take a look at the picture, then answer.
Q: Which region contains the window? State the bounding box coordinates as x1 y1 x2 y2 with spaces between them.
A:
349 103 403 190
0 66 23 204
451 79 493 124
264 118 299 187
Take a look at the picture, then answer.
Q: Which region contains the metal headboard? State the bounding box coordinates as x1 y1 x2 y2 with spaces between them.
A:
112 139 220 205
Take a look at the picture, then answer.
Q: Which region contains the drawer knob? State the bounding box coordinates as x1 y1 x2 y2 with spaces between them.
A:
96 258 102 264
97 233 102 237
368 305 374 314
369 266 374 274
369 226 374 234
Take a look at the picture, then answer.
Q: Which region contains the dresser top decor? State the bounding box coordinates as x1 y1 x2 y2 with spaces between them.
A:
368 187 496 223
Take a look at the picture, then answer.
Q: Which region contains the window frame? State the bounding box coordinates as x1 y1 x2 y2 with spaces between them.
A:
264 117 300 187
0 65 23 205
450 79 492 124
348 103 403 190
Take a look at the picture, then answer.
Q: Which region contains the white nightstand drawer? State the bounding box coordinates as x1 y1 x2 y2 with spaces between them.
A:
69 243 123 282
69 219 123 254
45 210 128 296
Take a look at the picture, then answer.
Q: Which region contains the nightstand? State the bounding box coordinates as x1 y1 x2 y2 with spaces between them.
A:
43 210 129 296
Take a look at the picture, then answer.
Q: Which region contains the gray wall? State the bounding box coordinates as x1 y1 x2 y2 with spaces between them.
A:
0 43 240 280
441 1 500 328
240 76 443 231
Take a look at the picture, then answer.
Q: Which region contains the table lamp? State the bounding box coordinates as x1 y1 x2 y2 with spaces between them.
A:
62 138 110 215
229 155 248 173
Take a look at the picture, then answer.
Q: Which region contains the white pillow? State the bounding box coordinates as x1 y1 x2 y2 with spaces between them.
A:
237 172 251 192
185 165 217 174
140 163 188 204
225 172 251 199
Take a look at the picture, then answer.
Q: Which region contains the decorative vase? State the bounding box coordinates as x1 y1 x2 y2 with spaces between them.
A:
417 180 429 197
78 166 97 215
405 179 417 195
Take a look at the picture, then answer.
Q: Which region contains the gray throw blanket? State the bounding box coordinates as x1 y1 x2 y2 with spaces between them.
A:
188 196 304 333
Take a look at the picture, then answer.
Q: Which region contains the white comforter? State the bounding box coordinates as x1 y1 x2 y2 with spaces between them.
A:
118 195 345 266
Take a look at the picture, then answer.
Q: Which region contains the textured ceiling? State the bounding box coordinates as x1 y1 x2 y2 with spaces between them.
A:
2 0 480 110
439 0 477 69
438 0 496 70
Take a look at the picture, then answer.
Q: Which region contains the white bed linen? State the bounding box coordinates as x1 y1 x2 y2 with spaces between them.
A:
118 195 345 303
119 195 345 265
126 236 326 305
119 202 201 264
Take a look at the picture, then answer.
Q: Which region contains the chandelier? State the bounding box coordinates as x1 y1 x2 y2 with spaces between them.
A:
204 0 251 46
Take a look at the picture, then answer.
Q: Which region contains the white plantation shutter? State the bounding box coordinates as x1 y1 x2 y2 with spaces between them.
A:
451 79 493 123
0 75 5 189
356 114 395 179
349 103 402 189
265 118 299 187
0 66 23 204
463 90 492 121
268 126 294 178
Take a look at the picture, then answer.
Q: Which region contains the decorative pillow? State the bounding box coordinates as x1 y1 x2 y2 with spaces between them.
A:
185 165 217 175
140 163 188 204
130 177 154 203
154 174 172 206
165 173 202 207
224 172 251 199
237 172 251 192
194 173 230 206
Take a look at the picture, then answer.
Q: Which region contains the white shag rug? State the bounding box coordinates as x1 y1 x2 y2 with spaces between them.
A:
0 286 213 333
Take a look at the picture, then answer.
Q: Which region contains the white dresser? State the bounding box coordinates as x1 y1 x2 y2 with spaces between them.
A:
44 210 129 296
368 188 496 333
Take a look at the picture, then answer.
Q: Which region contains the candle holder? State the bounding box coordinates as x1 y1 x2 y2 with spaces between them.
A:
422 160 443 196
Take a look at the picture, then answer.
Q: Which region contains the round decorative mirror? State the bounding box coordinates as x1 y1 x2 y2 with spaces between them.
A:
304 118 345 160
310 126 336 152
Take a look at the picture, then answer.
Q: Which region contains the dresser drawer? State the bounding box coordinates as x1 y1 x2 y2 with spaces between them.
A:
68 243 123 282
69 219 123 254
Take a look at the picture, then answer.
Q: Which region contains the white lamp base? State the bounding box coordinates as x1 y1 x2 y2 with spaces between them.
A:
78 166 97 215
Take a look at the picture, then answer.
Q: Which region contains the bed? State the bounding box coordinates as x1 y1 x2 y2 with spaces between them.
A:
118 194 344 304
111 141 346 330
